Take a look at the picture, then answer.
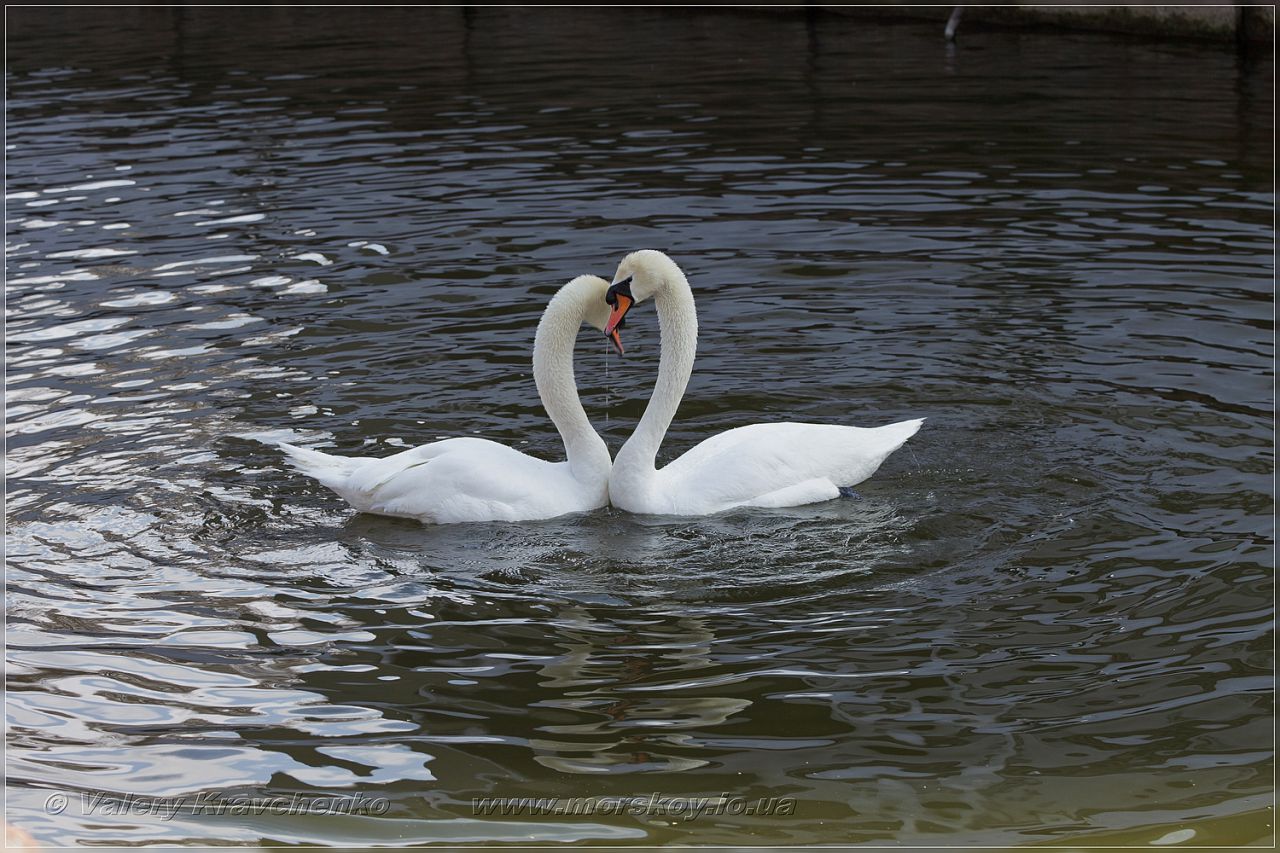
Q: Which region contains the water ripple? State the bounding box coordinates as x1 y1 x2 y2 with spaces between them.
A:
5 6 1272 848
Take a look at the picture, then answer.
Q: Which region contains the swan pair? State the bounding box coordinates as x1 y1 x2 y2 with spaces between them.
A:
279 250 923 524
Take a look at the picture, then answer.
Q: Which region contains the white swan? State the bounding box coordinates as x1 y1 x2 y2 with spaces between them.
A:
279 275 620 524
601 250 923 516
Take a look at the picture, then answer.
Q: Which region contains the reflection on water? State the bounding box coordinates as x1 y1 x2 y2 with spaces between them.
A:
6 7 1274 847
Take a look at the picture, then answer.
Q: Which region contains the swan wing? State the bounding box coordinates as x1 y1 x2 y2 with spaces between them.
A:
343 437 483 495
659 418 923 513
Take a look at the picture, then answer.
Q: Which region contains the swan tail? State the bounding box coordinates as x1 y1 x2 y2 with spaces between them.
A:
835 417 925 489
278 442 359 491
865 417 925 464
881 417 925 451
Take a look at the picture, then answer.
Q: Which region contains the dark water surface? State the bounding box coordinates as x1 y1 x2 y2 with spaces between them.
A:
6 8 1273 847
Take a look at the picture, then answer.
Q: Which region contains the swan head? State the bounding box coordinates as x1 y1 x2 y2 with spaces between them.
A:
559 274 624 354
603 250 681 349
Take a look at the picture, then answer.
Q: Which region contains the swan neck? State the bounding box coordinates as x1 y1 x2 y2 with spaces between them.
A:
533 289 610 482
621 273 698 471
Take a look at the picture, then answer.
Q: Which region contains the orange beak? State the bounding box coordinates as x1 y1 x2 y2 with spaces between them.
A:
604 293 632 356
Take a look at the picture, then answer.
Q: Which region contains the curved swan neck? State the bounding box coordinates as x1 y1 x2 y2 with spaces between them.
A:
533 283 610 482
617 265 698 472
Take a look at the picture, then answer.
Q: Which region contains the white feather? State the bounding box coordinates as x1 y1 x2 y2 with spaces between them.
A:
279 276 614 524
605 251 923 516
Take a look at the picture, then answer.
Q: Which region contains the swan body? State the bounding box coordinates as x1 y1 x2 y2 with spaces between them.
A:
613 420 924 516
602 250 923 516
280 275 614 524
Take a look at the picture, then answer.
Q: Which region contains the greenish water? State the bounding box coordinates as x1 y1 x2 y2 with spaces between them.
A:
6 7 1273 847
